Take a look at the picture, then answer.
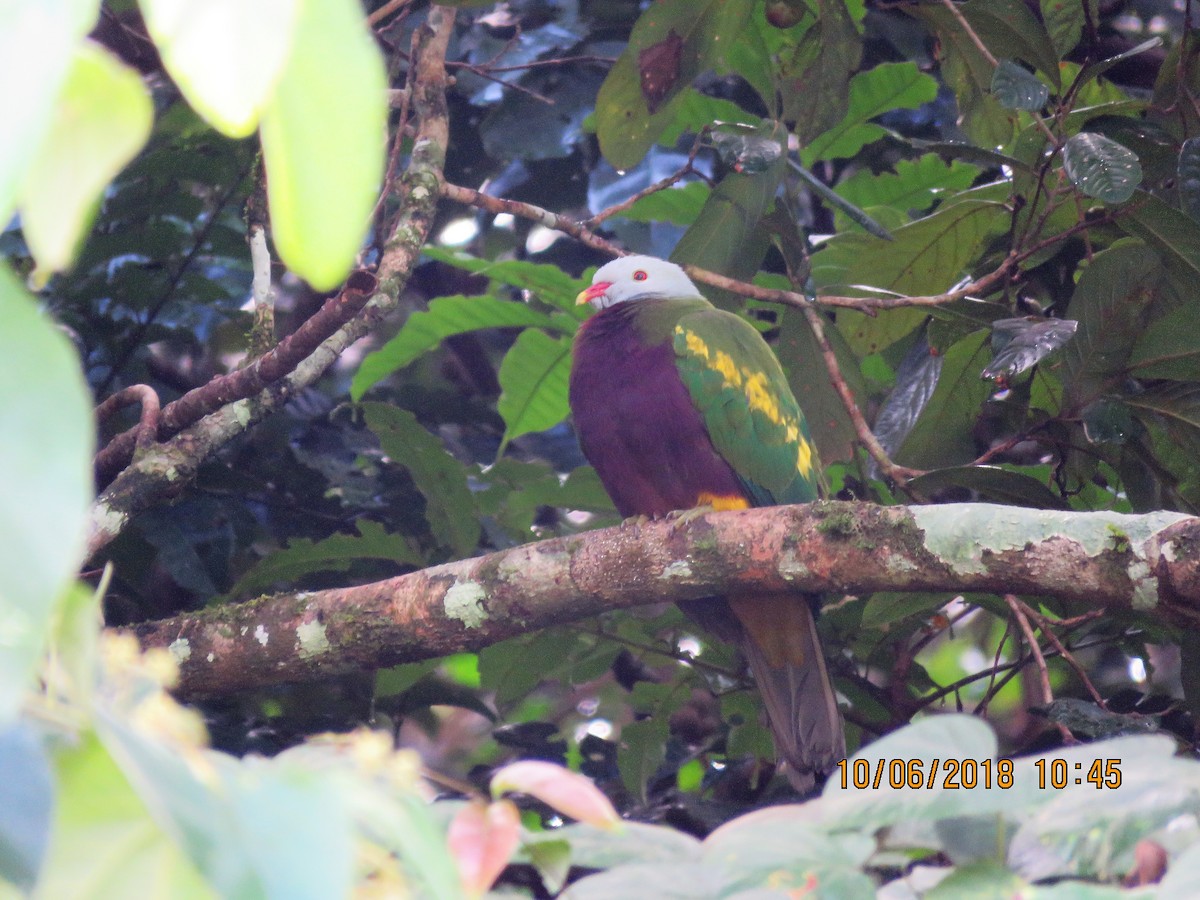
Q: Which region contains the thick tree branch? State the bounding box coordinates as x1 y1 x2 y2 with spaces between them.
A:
86 5 458 559
127 502 1200 699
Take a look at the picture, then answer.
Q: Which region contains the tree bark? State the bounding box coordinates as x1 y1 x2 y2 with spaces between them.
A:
127 502 1200 698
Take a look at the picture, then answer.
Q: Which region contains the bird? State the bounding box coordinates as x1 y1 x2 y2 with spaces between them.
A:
569 254 845 791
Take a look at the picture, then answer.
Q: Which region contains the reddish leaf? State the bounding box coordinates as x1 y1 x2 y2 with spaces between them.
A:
491 760 622 831
638 30 682 113
447 799 521 897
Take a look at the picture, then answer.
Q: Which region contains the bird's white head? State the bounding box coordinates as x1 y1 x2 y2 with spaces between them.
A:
575 255 703 310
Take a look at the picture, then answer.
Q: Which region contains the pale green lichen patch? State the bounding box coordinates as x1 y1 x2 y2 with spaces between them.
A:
296 619 330 657
444 580 488 629
661 560 693 580
911 504 1191 577
1126 559 1159 610
777 548 810 582
254 624 269 646
168 638 191 664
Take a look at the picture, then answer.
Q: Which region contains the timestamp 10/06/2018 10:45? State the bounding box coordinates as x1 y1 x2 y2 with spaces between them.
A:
834 757 1123 791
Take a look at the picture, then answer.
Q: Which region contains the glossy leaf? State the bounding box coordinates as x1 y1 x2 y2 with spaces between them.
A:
140 0 298 137
259 0 387 290
1181 137 1200 222
496 330 573 448
895 331 992 469
619 181 710 226
19 42 153 274
352 295 559 400
0 268 93 724
990 59 1049 111
871 331 942 464
1062 132 1142 203
362 403 481 556
1081 399 1134 445
981 317 1079 382
960 0 1060 86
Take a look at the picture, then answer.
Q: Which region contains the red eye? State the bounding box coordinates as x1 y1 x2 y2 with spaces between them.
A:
633 270 648 281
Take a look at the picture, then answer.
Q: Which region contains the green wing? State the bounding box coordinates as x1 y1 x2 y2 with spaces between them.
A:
672 307 822 505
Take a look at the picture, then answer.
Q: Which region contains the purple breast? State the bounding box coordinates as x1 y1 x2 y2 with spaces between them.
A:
569 303 746 518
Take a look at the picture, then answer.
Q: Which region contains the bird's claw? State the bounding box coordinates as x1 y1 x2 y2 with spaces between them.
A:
666 504 714 533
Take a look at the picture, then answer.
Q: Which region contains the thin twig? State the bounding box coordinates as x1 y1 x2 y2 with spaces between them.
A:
94 385 162 454
582 130 709 227
800 303 923 485
1005 594 1075 743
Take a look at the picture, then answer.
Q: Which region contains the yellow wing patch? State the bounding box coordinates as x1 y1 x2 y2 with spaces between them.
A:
676 324 802 437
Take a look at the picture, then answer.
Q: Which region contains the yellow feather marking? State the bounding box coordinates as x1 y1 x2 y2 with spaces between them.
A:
696 492 750 511
797 437 814 477
680 327 709 360
741 370 782 425
712 351 742 387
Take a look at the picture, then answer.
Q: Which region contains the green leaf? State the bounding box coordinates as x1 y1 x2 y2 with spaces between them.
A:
908 465 1069 509
1128 305 1200 380
833 154 980 230
361 404 481 556
228 519 422 597
801 62 938 165
670 121 786 309
351 295 558 400
926 862 1028 898
259 0 386 290
98 714 355 899
780 0 863 145
0 723 53 891
991 59 1049 111
0 0 96 225
18 43 153 274
1060 243 1163 412
895 330 992 469
617 717 669 803
1081 399 1134 444
0 268 93 725
777 307 865 464
497 330 573 448
39 733 214 899
140 0 298 137
1062 132 1142 203
1126 383 1200 443
420 248 586 311
593 0 755 169
816 199 1007 356
618 181 710 225
961 0 1060 86
1180 137 1200 221
1120 191 1200 295
1040 0 1088 59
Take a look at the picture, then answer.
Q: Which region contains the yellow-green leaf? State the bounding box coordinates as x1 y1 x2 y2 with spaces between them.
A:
0 0 98 223
259 0 387 290
18 42 153 274
0 267 93 723
139 0 299 137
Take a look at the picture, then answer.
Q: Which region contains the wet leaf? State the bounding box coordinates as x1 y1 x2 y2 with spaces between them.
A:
981 317 1078 382
991 59 1049 111
1062 132 1143 203
1081 399 1134 445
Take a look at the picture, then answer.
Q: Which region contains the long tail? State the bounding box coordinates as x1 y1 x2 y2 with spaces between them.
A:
731 594 845 792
